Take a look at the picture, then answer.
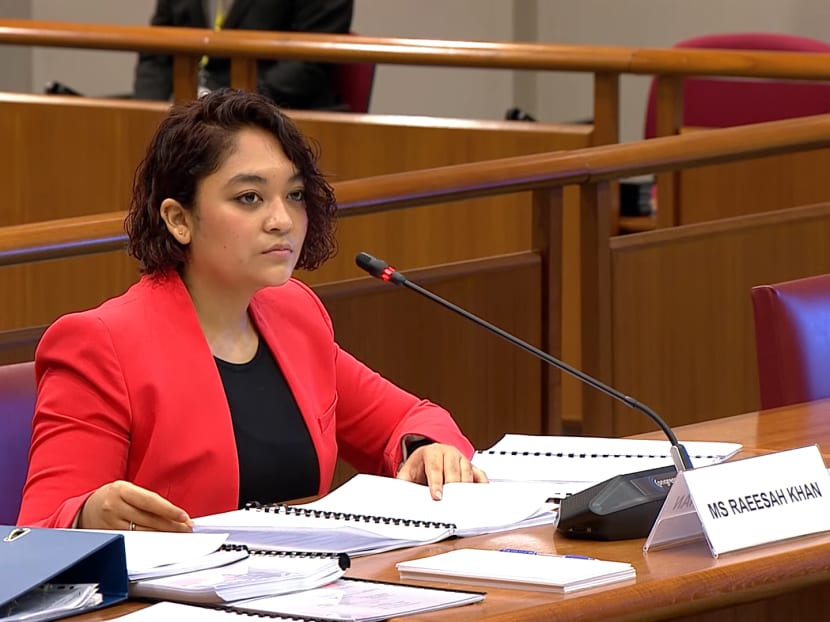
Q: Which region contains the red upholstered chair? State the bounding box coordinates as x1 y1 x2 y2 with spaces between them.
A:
332 33 375 113
644 33 830 139
0 361 36 524
751 274 830 410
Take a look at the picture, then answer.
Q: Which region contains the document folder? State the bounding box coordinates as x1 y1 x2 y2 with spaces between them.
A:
1 525 128 621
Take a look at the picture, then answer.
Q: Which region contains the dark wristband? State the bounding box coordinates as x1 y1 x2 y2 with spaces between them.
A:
406 437 436 454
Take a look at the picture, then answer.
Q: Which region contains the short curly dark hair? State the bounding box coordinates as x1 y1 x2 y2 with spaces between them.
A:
125 88 337 274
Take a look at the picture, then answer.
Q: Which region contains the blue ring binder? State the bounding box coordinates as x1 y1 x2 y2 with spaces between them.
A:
0 525 128 621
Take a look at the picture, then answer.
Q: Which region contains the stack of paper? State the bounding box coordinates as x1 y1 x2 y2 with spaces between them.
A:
112 531 349 604
116 532 241 581
128 549 249 582
129 551 349 604
193 474 555 556
397 548 636 593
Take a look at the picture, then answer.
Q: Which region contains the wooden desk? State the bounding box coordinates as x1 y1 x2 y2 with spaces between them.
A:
634 398 830 454
67 404 830 621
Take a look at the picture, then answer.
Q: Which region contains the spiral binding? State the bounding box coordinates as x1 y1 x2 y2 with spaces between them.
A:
478 450 720 459
219 543 351 570
244 503 456 531
212 604 331 621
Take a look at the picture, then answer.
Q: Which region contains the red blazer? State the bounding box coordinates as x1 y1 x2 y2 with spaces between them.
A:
18 273 473 528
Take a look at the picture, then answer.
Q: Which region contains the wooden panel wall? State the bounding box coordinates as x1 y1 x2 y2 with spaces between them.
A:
680 147 830 225
606 203 830 437
320 253 543 485
0 251 140 334
319 254 543 449
0 96 165 226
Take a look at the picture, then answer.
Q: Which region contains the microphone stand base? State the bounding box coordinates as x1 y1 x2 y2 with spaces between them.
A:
555 465 678 541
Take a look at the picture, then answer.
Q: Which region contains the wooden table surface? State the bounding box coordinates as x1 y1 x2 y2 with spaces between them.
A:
67 400 830 621
633 398 830 452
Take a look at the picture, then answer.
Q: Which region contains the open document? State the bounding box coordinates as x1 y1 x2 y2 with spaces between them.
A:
194 474 555 556
472 434 743 498
231 578 484 621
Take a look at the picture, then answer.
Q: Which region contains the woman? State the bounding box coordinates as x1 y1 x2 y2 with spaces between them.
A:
18 88 486 531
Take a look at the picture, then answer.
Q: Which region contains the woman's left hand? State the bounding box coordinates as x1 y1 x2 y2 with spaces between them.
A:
397 443 488 500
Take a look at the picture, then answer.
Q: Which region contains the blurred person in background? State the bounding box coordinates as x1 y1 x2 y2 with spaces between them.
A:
133 0 353 109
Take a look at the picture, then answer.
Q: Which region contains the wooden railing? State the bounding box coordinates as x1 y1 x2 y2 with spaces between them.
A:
5 113 830 434
8 19 830 77
4 112 830 266
5 19 830 224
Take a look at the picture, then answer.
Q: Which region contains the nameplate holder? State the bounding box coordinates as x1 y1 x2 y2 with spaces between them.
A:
644 445 830 557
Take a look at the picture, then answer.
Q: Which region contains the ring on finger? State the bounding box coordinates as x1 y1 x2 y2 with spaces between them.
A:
129 520 137 531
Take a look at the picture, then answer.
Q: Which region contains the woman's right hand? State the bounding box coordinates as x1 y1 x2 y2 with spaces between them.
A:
77 480 193 532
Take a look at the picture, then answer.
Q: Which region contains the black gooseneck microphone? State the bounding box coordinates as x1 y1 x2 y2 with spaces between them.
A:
356 251 694 540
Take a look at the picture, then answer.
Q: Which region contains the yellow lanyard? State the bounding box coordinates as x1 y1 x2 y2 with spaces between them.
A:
200 0 226 70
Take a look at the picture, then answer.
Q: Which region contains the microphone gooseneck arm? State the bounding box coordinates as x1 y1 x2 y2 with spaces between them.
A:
355 251 694 471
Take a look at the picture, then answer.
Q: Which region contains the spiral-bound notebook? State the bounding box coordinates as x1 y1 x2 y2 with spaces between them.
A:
129 546 349 604
108 601 307 621
472 434 742 498
193 474 555 556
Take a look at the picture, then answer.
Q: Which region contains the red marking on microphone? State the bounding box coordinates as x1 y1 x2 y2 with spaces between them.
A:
381 266 396 282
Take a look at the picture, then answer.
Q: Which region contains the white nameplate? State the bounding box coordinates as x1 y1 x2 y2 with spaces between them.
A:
644 445 830 557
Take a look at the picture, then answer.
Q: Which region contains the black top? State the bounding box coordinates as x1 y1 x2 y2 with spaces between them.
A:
215 339 320 508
